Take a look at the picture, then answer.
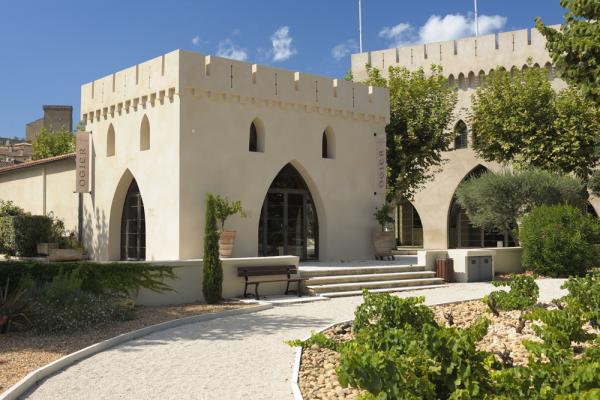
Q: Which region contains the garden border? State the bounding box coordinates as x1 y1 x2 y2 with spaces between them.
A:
1 303 272 400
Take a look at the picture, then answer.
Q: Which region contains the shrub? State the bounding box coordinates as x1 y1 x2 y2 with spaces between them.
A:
0 215 53 256
0 260 176 298
213 194 246 231
520 204 600 277
0 200 25 217
524 306 594 349
484 274 539 313
0 277 31 333
561 273 600 327
353 290 436 333
28 274 134 334
203 193 222 304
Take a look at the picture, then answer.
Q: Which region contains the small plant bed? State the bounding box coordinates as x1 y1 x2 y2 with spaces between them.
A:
0 300 247 393
292 274 600 399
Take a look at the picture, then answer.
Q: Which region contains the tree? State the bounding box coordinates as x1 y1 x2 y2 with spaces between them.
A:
31 128 76 160
202 193 222 304
455 169 587 245
364 65 457 201
536 0 600 104
470 65 600 179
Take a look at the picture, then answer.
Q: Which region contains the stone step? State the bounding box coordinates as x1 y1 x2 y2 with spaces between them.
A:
317 284 448 298
299 264 426 278
305 271 436 285
392 248 422 255
306 277 445 294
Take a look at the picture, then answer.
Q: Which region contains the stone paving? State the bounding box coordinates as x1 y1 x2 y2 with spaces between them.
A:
22 279 566 400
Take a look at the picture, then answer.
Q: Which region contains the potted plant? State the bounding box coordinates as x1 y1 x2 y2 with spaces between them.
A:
373 204 395 259
214 194 247 258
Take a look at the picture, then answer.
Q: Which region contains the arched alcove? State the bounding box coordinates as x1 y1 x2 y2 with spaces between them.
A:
107 124 115 157
249 118 265 152
458 73 466 90
258 163 319 260
454 120 468 150
448 165 516 248
140 115 150 151
396 200 423 247
322 127 335 159
448 74 456 86
467 71 476 88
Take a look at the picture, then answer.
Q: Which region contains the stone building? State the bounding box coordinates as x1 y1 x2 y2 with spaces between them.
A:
0 50 389 262
25 105 73 142
0 141 32 166
351 25 599 251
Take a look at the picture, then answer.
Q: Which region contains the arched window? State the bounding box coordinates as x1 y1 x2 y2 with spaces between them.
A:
454 120 468 150
140 115 150 151
107 124 115 157
121 180 146 261
249 119 264 152
322 128 335 159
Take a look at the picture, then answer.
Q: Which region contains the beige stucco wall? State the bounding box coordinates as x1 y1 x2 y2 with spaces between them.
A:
0 158 79 232
134 255 299 305
77 50 389 261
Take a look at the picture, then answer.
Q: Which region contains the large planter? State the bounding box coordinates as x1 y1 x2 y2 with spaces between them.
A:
373 231 395 259
48 248 86 262
218 230 236 258
37 242 58 256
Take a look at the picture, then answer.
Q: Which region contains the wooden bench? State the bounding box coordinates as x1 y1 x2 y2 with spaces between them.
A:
237 265 304 299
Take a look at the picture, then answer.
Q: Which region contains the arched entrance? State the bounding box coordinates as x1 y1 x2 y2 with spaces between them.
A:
258 164 319 260
448 165 515 248
121 180 146 260
396 201 423 246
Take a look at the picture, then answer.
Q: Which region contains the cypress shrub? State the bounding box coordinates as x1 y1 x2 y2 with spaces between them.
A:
520 204 600 277
0 215 53 256
202 193 223 304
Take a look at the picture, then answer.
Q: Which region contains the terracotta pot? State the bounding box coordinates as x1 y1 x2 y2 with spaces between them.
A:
373 230 395 258
219 230 236 258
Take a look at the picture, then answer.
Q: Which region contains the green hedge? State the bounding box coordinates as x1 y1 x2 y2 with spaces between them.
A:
520 204 600 277
0 215 53 257
0 260 176 298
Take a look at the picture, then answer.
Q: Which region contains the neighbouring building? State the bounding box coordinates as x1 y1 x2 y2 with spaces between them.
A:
0 139 32 166
25 105 73 142
0 50 389 262
351 25 600 251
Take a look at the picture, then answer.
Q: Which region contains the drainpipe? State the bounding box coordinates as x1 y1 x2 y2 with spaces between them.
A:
42 166 47 215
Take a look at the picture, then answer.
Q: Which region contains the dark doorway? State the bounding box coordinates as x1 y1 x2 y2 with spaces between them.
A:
259 164 318 260
397 201 423 246
121 180 146 260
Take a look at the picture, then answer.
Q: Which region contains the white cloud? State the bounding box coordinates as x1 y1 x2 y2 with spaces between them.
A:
380 14 507 47
271 26 297 62
216 38 248 61
191 36 201 46
379 23 413 46
331 40 359 61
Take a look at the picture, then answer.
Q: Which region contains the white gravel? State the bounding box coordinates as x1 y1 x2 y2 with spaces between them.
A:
21 279 566 400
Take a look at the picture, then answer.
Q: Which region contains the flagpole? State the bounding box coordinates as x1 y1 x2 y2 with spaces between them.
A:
474 0 479 36
359 0 363 52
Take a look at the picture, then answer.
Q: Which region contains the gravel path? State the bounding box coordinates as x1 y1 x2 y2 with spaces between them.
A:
21 279 566 400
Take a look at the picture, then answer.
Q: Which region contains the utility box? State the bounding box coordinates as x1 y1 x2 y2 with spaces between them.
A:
466 256 493 282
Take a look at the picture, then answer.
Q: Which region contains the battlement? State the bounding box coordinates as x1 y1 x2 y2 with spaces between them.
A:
351 25 560 81
82 50 389 124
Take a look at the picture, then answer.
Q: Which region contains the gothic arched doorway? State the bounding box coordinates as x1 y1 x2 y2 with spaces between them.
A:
121 180 146 260
448 165 516 248
258 164 319 260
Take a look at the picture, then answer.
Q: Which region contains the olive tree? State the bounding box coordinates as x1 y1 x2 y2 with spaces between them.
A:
455 169 587 245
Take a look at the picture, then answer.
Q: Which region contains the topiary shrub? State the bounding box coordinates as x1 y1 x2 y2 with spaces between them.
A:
520 204 600 277
0 215 53 256
202 193 222 304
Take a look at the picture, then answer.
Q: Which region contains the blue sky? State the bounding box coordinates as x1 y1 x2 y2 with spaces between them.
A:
0 0 566 138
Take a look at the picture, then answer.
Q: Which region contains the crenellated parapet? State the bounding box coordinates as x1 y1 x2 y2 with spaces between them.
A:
351 25 560 82
81 50 390 125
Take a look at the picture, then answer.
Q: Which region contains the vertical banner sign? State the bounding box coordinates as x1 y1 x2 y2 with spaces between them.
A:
75 132 91 193
376 137 386 191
